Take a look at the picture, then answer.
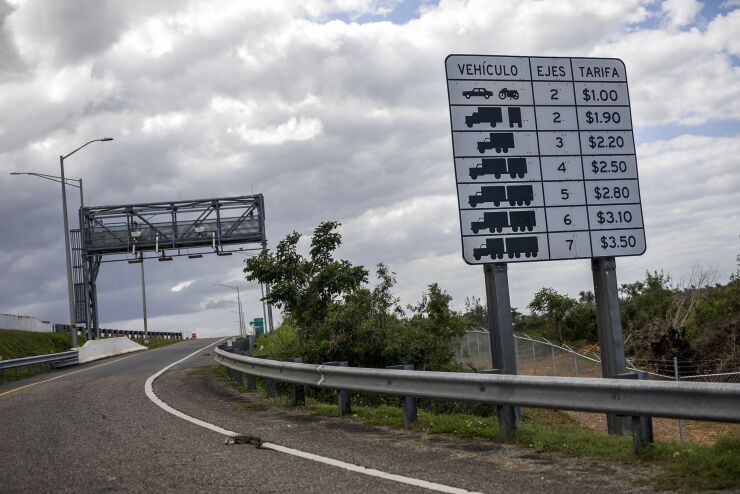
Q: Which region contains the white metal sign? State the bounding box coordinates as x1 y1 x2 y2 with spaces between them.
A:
445 55 646 264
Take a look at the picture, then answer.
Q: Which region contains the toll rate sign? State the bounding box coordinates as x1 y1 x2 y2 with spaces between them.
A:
445 54 646 264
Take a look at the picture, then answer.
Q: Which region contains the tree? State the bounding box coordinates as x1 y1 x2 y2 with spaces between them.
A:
243 221 368 338
398 283 467 370
463 296 487 328
528 287 577 341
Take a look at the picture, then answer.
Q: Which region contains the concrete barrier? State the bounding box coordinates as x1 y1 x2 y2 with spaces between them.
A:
77 337 147 364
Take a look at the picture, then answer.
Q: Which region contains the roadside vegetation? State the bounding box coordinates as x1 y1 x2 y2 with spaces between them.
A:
0 329 82 361
0 329 84 384
245 221 468 371
247 221 739 376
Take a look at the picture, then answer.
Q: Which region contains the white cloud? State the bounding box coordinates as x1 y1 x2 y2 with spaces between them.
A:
142 112 188 135
231 117 324 145
661 0 703 27
170 279 195 292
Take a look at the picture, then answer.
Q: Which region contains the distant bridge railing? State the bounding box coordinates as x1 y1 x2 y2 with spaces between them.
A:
53 324 183 340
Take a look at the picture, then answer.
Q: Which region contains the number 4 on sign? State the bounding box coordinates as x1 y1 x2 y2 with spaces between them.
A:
558 162 566 172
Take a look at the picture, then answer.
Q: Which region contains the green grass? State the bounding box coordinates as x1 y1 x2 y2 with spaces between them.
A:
206 363 740 491
0 329 82 360
0 329 85 384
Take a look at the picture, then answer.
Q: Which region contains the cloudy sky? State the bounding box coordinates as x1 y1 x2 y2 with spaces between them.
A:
1 0 738 338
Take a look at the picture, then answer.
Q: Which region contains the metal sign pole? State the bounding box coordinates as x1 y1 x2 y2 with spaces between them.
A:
483 263 517 437
591 256 628 435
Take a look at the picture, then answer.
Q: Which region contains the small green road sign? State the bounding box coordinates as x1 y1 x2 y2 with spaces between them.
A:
251 317 265 336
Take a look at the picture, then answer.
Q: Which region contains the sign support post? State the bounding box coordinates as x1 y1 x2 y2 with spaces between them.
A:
592 256 629 434
484 263 517 437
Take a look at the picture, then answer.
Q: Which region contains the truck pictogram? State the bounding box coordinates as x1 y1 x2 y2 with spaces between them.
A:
473 238 505 260
472 236 539 261
468 186 506 207
505 236 539 258
477 132 515 153
468 184 533 207
470 210 537 234
465 107 503 128
469 158 506 179
471 211 509 234
469 157 527 180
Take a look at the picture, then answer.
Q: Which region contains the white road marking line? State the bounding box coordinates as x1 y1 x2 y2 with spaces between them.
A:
260 442 483 494
145 341 484 494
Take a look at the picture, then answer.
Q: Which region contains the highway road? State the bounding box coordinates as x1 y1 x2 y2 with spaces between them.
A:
0 338 656 493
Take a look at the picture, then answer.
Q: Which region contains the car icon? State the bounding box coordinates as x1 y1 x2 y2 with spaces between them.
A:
462 87 493 99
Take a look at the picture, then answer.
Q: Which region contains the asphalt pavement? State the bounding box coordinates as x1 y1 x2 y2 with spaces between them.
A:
0 338 658 493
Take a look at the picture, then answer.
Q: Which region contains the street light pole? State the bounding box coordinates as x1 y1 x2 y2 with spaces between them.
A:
235 286 245 337
214 283 245 337
140 254 148 343
59 154 76 347
59 137 113 347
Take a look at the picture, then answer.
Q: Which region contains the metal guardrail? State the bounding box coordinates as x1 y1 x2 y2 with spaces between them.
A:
215 347 740 423
0 350 79 373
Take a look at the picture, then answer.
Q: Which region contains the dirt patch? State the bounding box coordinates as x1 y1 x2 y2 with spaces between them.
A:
565 410 740 445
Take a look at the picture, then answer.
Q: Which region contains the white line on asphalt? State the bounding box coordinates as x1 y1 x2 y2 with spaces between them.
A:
144 341 483 494
259 442 483 494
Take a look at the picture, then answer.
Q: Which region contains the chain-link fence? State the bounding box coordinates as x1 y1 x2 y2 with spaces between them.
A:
456 329 740 383
456 330 605 378
456 329 740 444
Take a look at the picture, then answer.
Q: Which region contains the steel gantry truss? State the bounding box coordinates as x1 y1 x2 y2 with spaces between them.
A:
75 195 266 338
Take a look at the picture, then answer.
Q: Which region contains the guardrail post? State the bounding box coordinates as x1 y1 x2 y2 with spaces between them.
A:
324 361 351 416
615 372 652 454
284 358 306 406
637 371 654 446
481 368 520 433
234 351 244 386
386 364 417 426
256 355 275 398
